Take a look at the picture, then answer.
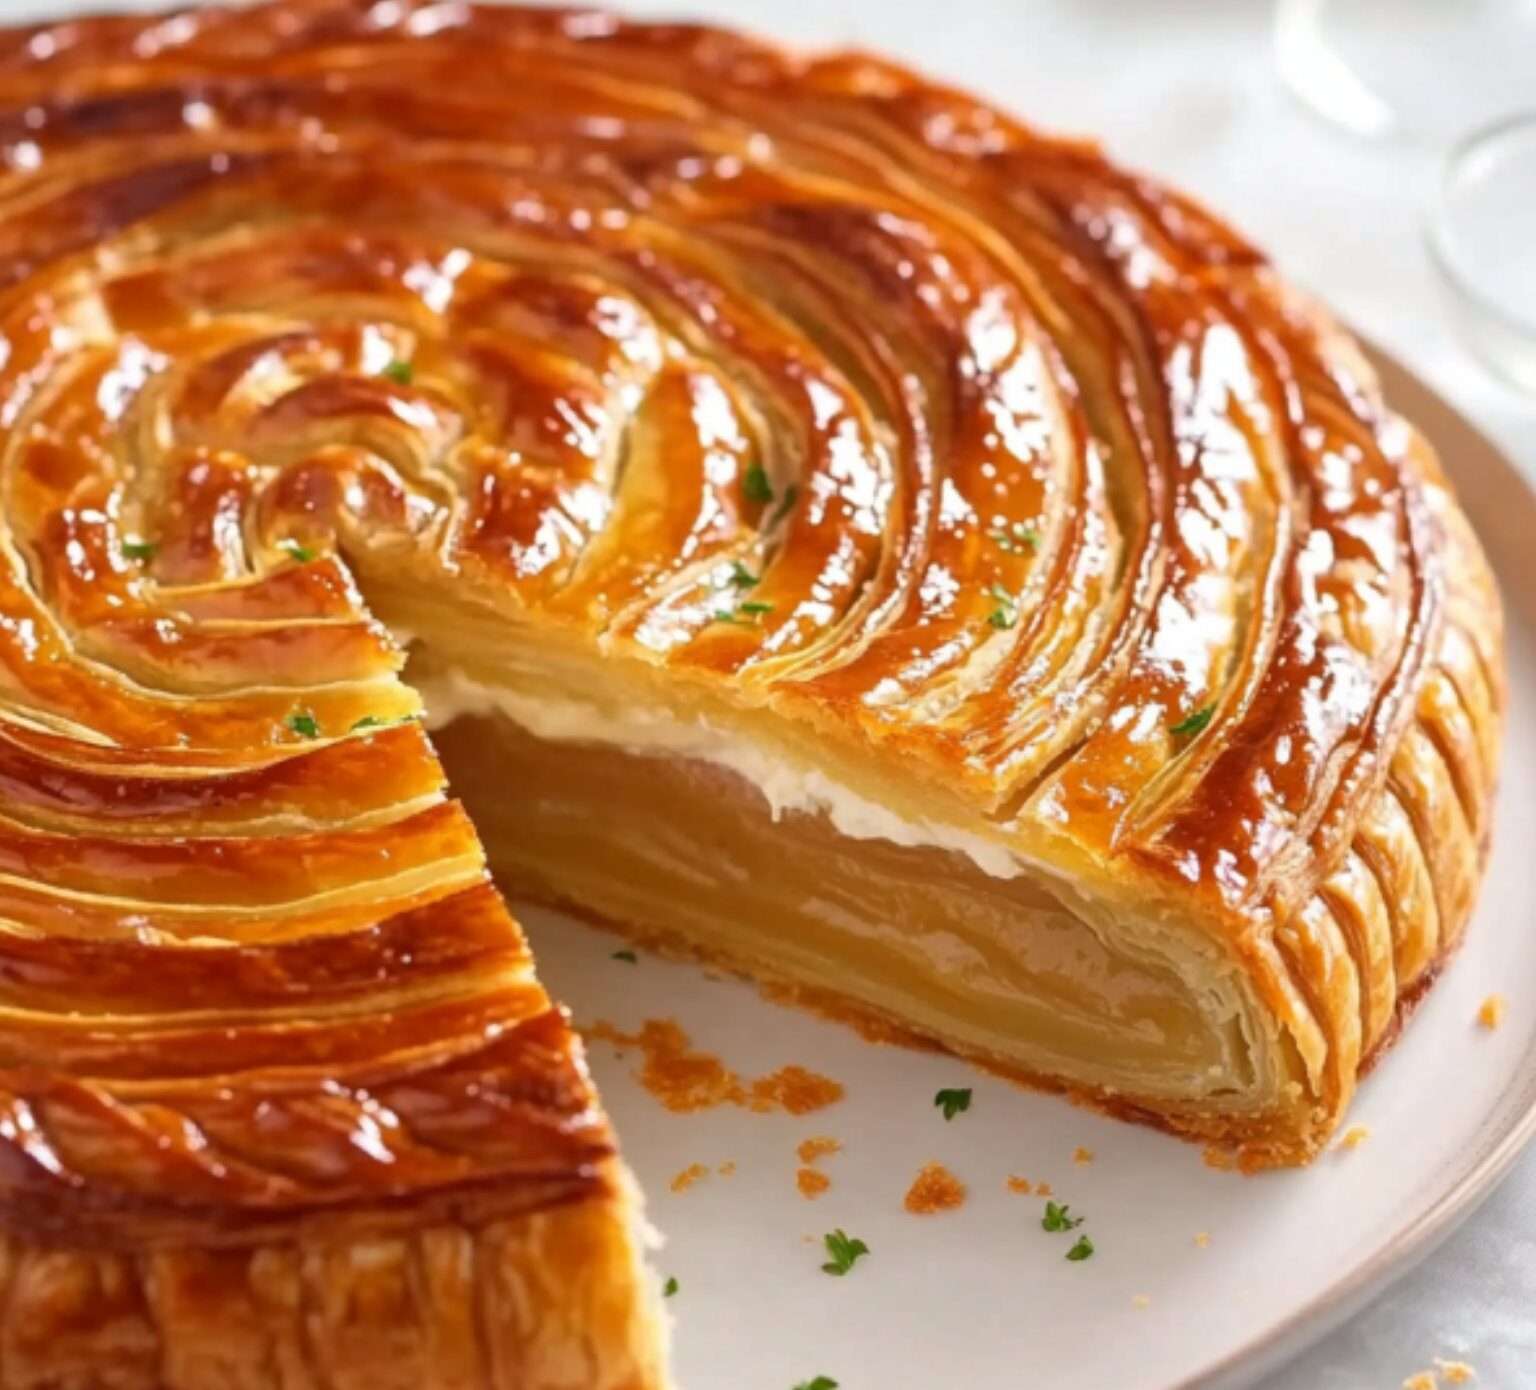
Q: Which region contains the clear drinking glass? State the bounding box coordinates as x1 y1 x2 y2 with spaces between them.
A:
1274 0 1536 144
1428 114 1536 392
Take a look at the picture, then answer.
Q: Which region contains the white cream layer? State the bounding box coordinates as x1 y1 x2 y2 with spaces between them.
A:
414 666 1025 880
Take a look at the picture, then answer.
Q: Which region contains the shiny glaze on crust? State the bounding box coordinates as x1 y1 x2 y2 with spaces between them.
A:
0 0 1505 1247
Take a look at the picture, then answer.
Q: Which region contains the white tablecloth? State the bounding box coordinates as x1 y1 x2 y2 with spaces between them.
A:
1 0 1530 1382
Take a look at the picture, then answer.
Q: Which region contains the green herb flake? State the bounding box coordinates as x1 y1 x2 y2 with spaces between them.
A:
1065 1234 1095 1262
663 1275 679 1298
381 359 414 385
612 949 639 964
121 539 158 562
351 716 386 731
1170 704 1215 737
934 1087 972 1121
1041 1200 1084 1233
820 1228 869 1277
743 462 774 505
985 581 1018 631
770 482 800 526
285 710 321 740
794 1379 838 1390
713 598 773 627
989 521 1041 554
278 538 316 564
728 561 760 589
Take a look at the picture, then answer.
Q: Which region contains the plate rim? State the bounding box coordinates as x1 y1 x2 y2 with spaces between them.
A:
1178 340 1536 1390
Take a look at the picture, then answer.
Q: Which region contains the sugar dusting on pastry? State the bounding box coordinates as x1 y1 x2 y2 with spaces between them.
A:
583 1018 843 1116
904 1162 967 1214
1477 994 1506 1030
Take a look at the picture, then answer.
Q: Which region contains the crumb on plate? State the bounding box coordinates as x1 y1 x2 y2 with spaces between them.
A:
796 1167 830 1199
669 1163 709 1194
1005 1175 1032 1195
1435 1359 1476 1384
904 1161 967 1214
1193 1231 1210 1248
1072 1146 1094 1165
1478 994 1506 1030
1132 1294 1151 1309
797 1136 842 1165
1338 1124 1371 1151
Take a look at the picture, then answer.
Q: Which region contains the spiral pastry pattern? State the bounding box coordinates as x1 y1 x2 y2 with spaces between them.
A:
0 2 1505 1385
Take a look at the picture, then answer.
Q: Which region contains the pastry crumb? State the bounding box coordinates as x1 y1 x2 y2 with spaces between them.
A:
796 1167 830 1199
1435 1359 1476 1384
1005 1175 1032 1195
669 1163 709 1194
1202 1145 1238 1171
583 1019 843 1116
1131 1294 1151 1309
1337 1125 1371 1151
750 1064 845 1115
716 1160 737 1178
1072 1146 1094 1165
1477 994 1506 1030
797 1136 842 1165
1035 1181 1053 1196
1403 1375 1437 1390
903 1161 967 1214
1193 1231 1210 1248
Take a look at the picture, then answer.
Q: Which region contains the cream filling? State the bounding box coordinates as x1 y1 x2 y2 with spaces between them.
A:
412 665 1026 881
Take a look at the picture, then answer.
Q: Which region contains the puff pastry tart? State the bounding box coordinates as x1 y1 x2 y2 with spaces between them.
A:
0 0 1506 1383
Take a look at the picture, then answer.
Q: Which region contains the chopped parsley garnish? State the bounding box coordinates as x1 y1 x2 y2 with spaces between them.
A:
285 710 320 739
934 1087 972 1121
277 538 316 564
381 359 414 385
770 482 800 526
820 1228 869 1277
728 560 760 589
990 521 1041 554
121 539 157 562
985 581 1018 630
612 949 639 964
350 713 418 732
712 598 774 627
663 1275 679 1298
1170 704 1215 737
1065 1234 1095 1261
743 462 774 504
1041 1200 1084 1232
794 1380 838 1390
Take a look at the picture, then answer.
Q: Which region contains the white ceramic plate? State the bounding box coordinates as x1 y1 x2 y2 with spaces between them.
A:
520 349 1536 1390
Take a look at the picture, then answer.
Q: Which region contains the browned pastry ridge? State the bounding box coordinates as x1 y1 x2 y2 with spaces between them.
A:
0 1 1506 1386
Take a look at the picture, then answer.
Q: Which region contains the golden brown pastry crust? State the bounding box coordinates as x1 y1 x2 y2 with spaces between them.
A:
0 0 1505 1377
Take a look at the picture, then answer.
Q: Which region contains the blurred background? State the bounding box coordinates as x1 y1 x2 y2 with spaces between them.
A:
0 0 1530 1384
